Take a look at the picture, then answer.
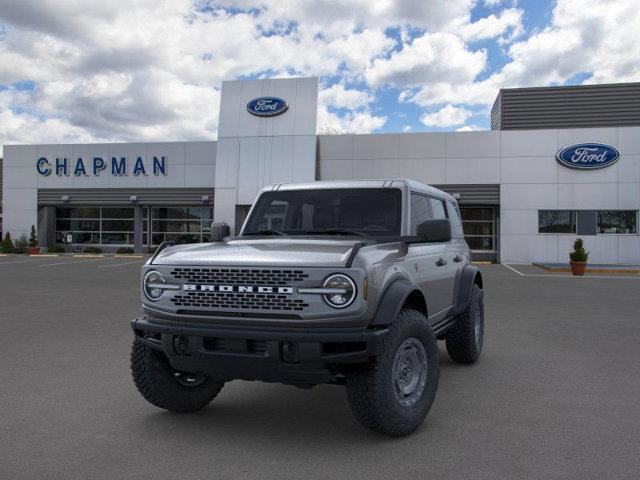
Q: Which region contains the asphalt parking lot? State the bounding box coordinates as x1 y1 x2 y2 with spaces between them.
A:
1 256 639 479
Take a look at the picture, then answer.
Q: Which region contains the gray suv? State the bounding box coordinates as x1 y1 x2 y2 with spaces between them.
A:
130 179 484 436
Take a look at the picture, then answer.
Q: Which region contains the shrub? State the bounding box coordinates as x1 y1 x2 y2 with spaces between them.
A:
148 245 158 254
47 245 65 254
569 238 589 262
83 246 103 254
1 233 15 253
29 225 38 248
14 235 29 254
116 247 135 254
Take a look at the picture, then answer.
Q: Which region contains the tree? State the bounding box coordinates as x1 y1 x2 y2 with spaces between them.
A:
29 225 38 248
1 232 15 253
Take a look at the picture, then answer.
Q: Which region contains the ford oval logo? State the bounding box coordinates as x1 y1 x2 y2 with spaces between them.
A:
246 97 288 117
556 143 620 170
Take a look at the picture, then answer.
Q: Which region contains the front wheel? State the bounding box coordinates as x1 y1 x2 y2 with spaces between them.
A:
131 340 224 413
345 309 439 436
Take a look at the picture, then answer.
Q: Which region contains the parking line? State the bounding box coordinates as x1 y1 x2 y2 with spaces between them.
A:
502 263 524 276
502 263 640 280
0 257 55 266
98 260 146 269
39 258 103 267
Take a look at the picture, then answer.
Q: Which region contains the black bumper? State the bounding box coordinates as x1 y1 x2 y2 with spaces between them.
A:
131 317 388 387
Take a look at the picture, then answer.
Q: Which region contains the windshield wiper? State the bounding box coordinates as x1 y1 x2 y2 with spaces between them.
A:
243 229 288 236
306 228 367 237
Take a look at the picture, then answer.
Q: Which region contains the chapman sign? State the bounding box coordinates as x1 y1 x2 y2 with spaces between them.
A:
36 156 167 177
556 143 620 170
246 97 288 117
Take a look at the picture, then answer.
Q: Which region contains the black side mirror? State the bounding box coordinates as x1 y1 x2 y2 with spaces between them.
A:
210 222 230 242
417 219 451 243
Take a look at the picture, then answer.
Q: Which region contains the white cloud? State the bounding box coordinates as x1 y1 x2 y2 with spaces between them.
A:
319 84 373 110
459 7 523 42
420 105 472 127
402 125 413 132
456 125 484 131
366 32 486 88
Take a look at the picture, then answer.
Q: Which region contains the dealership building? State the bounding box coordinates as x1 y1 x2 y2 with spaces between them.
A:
1 78 639 264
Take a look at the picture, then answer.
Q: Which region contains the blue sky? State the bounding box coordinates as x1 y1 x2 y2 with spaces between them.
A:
0 0 638 150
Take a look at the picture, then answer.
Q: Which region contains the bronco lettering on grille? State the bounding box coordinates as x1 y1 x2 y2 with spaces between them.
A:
182 284 294 294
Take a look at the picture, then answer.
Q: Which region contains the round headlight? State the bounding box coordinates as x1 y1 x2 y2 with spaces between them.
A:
322 274 356 308
143 270 166 301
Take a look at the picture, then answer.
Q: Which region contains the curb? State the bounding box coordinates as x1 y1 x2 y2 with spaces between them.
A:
533 263 640 275
114 255 145 259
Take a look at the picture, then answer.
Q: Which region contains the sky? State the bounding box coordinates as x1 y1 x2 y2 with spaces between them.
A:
0 0 639 154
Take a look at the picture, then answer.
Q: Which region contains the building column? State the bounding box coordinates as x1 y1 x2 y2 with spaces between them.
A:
37 206 56 247
133 206 144 253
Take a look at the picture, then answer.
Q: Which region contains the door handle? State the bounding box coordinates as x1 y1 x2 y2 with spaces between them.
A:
435 258 447 267
453 255 462 263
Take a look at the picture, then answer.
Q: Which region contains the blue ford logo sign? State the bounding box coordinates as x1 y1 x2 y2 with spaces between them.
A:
247 97 288 117
556 143 620 170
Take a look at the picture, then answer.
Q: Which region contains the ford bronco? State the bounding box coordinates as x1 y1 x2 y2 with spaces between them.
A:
130 179 484 436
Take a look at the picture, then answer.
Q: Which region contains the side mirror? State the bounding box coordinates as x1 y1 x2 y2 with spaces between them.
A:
210 222 230 242
417 219 451 243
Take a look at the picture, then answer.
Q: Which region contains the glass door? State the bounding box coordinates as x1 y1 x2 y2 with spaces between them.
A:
459 206 497 261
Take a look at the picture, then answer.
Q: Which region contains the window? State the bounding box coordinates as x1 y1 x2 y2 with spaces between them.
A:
410 193 431 234
538 210 577 233
243 188 402 236
150 206 214 245
446 200 464 239
597 210 638 234
430 198 447 220
460 207 495 251
56 207 136 245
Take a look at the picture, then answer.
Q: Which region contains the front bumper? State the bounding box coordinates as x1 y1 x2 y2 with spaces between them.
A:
131 316 388 387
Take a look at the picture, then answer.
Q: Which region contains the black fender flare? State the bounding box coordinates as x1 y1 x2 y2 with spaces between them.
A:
370 278 424 326
454 265 483 315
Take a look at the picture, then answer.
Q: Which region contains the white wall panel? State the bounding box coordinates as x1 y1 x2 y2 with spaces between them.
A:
446 131 500 158
4 145 38 167
501 234 558 263
502 183 558 209
446 157 500 184
617 154 640 183
558 162 618 183
618 236 640 263
398 133 446 158
292 136 317 182
558 128 618 149
618 127 640 155
4 167 37 189
185 141 216 166
319 160 353 181
501 156 558 184
500 129 558 157
558 183 618 209
397 158 445 184
317 135 354 160
71 144 110 188
354 134 398 160
184 165 215 188
501 209 540 235
617 182 640 209
353 159 398 179
214 138 239 189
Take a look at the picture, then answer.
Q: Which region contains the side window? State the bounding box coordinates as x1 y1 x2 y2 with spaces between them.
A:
410 193 432 234
446 200 464 238
430 197 447 220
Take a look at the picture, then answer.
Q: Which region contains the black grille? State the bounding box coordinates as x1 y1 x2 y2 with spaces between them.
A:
170 268 308 285
171 291 309 311
203 337 267 356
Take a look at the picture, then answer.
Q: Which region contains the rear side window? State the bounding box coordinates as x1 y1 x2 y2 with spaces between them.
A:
410 193 432 234
430 198 447 220
446 200 464 238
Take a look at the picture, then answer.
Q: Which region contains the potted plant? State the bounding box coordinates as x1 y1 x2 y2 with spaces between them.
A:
1 232 15 254
569 238 589 276
28 225 40 255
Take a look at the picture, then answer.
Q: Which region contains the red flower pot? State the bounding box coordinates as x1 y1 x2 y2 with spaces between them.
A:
28 246 40 255
569 261 587 276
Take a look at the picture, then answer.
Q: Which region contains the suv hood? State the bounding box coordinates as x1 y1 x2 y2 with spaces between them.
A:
151 238 364 267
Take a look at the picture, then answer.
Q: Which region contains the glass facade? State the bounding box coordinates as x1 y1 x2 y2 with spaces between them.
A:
538 210 577 233
55 206 213 246
460 207 495 251
150 206 213 244
597 210 637 234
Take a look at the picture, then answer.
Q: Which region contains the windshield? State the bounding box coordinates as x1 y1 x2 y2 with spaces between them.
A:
242 188 402 236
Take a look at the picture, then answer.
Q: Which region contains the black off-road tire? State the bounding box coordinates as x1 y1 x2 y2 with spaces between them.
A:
345 309 439 436
131 340 224 413
445 283 484 364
